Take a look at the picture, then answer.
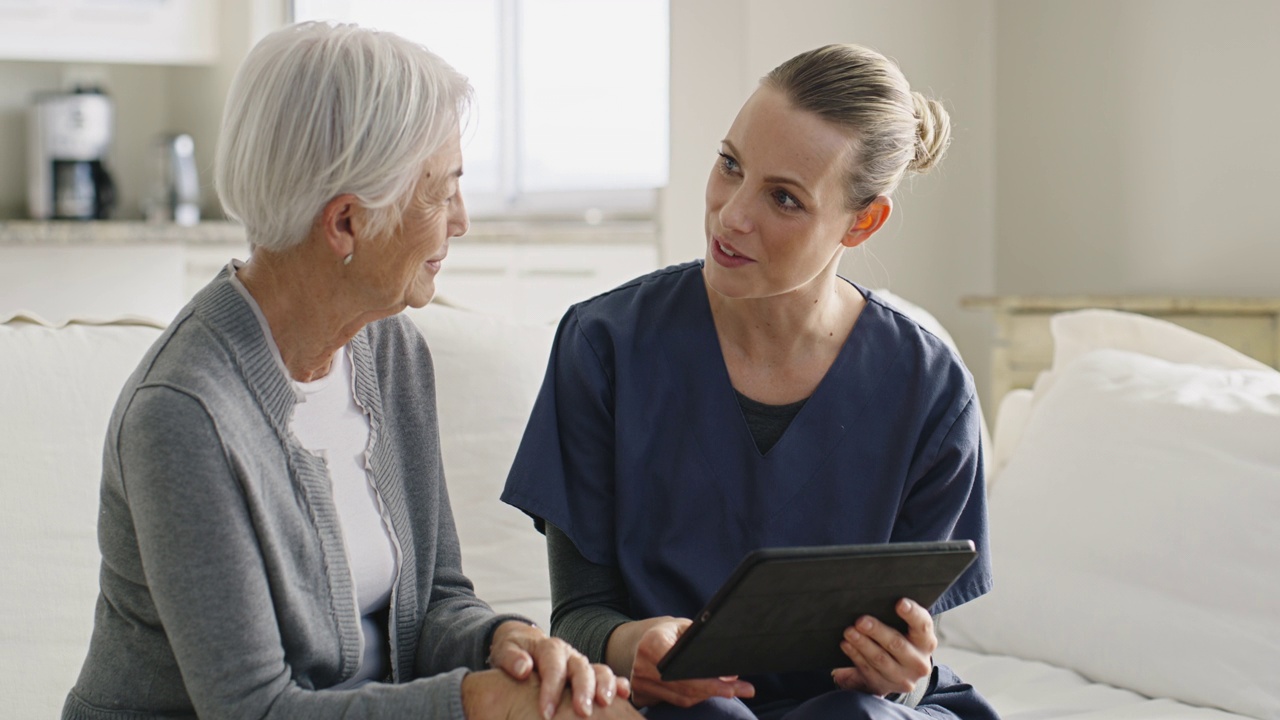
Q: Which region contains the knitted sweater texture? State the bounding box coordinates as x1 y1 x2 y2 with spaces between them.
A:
63 271 518 719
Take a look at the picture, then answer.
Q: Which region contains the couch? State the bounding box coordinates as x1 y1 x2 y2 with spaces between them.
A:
3 296 1276 719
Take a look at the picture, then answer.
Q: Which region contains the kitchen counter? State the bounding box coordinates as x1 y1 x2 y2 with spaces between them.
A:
0 220 247 246
0 219 657 247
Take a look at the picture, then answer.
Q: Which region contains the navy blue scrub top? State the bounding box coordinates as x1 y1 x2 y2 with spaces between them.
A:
502 261 992 702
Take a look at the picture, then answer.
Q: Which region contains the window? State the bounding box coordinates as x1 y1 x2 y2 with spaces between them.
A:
291 0 669 220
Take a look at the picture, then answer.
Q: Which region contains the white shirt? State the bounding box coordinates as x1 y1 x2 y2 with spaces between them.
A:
292 346 397 685
229 262 398 686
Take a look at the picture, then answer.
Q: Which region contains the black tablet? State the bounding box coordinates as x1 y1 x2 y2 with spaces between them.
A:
656 540 977 680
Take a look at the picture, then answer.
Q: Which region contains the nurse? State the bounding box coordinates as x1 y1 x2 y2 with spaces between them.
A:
502 44 996 720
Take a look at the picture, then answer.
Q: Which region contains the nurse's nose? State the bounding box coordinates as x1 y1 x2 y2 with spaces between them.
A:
719 186 754 235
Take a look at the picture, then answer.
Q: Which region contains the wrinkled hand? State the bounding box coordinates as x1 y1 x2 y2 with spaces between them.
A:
489 620 630 718
461 669 642 720
831 598 935 697
629 617 755 708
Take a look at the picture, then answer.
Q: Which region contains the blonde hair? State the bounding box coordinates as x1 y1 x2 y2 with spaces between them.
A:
215 22 472 251
764 44 950 211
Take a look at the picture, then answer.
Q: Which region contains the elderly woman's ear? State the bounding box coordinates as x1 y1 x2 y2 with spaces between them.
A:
319 194 362 263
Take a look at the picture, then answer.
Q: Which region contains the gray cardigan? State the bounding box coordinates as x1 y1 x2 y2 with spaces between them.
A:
63 271 522 719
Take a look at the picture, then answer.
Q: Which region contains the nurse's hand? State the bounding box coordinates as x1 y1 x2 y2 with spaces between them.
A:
489 620 631 718
625 617 755 708
832 598 935 697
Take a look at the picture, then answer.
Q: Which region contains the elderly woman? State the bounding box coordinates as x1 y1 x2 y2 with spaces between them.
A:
62 22 636 720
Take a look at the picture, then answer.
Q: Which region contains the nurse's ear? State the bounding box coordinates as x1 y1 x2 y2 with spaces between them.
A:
842 196 892 248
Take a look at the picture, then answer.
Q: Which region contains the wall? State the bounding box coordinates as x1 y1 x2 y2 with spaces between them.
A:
996 0 1280 297
665 0 998 408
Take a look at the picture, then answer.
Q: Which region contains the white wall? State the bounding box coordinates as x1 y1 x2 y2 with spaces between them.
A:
996 0 1280 297
666 0 998 408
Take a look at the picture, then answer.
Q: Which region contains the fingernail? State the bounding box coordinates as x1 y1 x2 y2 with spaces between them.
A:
901 599 913 611
846 629 861 642
604 687 614 701
544 702 556 719
517 658 532 675
859 617 874 631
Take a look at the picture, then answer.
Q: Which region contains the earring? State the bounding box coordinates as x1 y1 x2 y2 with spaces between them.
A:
343 253 353 266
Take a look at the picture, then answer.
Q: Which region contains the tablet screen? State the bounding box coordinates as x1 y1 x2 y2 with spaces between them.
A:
657 540 976 680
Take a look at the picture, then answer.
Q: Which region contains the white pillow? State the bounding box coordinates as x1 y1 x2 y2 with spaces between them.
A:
0 319 163 718
993 309 1275 467
940 348 1280 719
988 388 1033 485
1035 309 1271 397
402 304 556 628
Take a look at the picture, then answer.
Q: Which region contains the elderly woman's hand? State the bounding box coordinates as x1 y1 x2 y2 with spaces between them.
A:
489 620 630 719
831 598 935 697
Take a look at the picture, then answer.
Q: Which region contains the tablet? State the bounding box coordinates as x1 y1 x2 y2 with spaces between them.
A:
656 540 977 680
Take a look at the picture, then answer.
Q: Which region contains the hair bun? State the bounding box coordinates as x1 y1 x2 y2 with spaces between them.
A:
909 91 951 174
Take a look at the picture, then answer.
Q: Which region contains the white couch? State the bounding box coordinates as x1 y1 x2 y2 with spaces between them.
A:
3 300 1277 719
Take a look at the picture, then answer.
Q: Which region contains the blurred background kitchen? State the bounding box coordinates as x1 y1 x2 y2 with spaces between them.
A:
3 0 1279 413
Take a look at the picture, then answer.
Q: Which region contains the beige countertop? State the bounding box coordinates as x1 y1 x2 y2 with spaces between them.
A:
0 220 248 246
0 219 657 247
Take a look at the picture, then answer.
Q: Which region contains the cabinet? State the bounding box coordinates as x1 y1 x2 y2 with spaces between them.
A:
0 221 247 324
434 243 660 324
0 0 217 65
0 221 660 327
0 244 186 323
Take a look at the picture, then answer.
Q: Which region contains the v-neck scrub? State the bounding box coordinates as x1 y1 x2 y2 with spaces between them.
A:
502 261 994 716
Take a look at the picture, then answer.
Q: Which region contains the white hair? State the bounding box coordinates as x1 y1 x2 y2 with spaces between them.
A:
215 21 472 251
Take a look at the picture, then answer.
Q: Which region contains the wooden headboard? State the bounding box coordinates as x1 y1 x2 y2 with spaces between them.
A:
961 295 1280 401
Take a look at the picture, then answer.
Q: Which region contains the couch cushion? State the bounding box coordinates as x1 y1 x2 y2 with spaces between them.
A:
940 348 1280 719
402 304 556 628
934 647 1255 720
0 318 163 718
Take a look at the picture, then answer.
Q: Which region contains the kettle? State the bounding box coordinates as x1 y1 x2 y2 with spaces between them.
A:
145 133 201 225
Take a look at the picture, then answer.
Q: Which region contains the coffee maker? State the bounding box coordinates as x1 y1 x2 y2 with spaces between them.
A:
28 88 117 220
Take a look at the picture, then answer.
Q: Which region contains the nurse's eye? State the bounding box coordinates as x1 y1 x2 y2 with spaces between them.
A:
773 189 802 211
716 152 740 175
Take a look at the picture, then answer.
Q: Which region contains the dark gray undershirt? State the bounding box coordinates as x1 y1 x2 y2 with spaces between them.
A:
735 390 808 455
547 523 631 662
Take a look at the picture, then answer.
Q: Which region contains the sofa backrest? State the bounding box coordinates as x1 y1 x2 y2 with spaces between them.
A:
0 317 164 717
400 303 556 627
